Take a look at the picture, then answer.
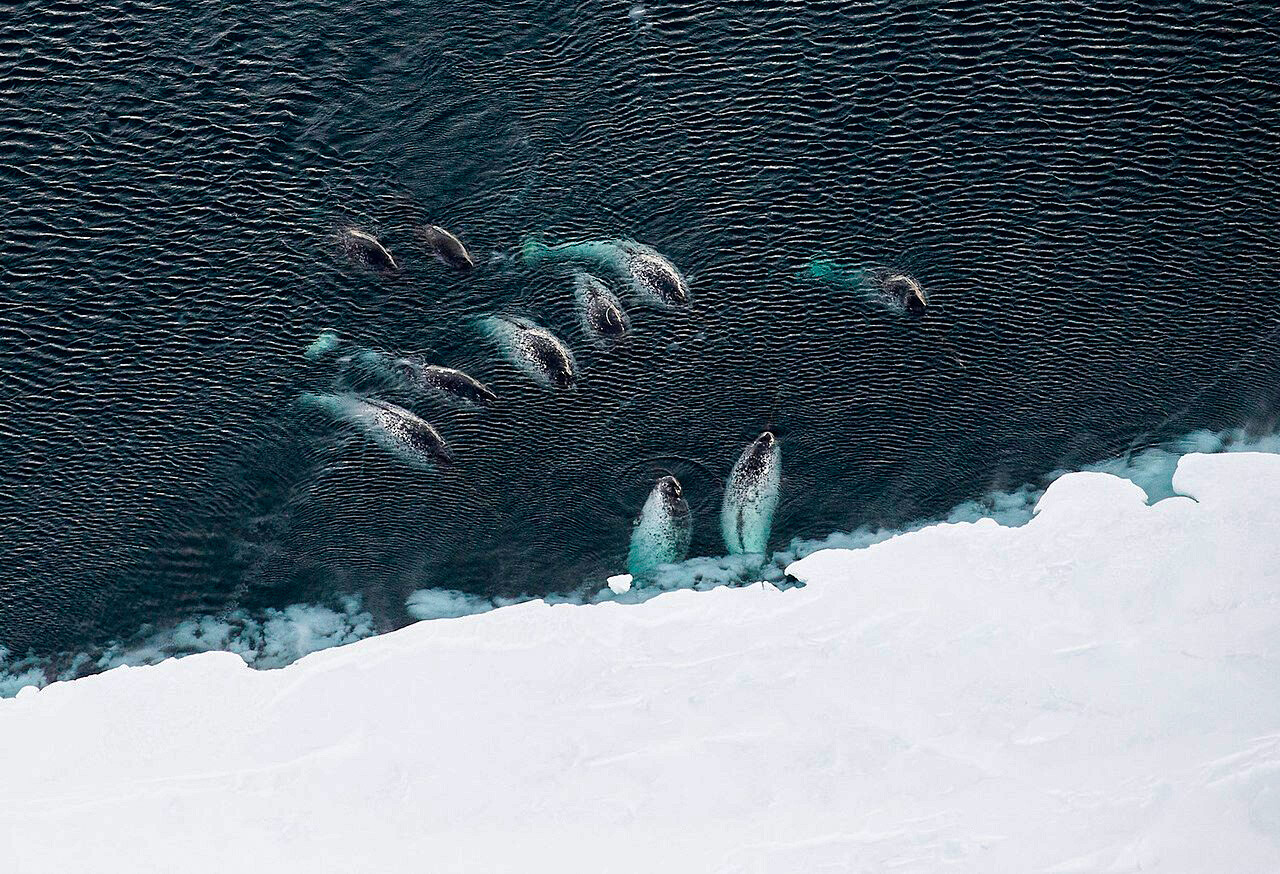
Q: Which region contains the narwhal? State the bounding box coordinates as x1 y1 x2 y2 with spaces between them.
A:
302 334 496 409
882 273 927 315
340 228 397 272
523 238 689 308
807 260 928 315
393 359 496 408
720 431 782 555
627 475 692 580
477 315 577 390
303 393 453 468
417 224 475 271
574 272 630 342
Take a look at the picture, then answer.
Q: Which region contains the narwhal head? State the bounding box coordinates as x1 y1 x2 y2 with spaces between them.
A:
430 441 456 467
550 361 576 390
655 474 690 519
526 327 576 390
738 430 780 479
598 305 627 336
658 268 689 305
884 273 926 316
631 252 689 307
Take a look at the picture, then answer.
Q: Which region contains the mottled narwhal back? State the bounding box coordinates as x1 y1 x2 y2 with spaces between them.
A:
417 224 474 271
395 359 497 408
363 398 454 465
303 393 453 468
574 272 630 342
627 475 692 580
478 315 577 390
620 242 689 308
882 272 927 315
340 228 397 273
720 431 782 555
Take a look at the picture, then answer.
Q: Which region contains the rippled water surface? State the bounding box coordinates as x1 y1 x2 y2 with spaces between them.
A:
3 1 1279 667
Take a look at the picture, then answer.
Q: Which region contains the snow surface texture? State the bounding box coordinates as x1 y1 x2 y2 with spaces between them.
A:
2 450 1279 873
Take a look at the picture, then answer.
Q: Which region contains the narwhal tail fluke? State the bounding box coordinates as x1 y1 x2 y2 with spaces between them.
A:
807 259 868 285
520 238 551 264
521 238 622 266
303 331 343 361
297 390 347 419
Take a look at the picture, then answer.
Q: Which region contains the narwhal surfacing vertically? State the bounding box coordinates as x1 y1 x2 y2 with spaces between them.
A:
721 431 782 555
627 474 692 580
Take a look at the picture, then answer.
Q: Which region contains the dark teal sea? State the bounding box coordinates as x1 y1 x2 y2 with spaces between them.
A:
2 0 1278 684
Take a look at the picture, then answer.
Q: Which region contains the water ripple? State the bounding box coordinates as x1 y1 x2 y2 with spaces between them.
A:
1 0 1278 666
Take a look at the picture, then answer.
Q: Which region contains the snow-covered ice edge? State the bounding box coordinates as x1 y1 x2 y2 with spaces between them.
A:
6 427 1278 698
2 449 1279 873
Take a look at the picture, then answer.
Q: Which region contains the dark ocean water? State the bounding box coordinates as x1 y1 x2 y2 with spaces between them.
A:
2 0 1279 672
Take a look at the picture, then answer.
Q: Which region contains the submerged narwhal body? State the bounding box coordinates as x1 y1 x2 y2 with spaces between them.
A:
523 238 689 308
417 224 475 271
478 315 577 389
574 272 630 341
304 393 453 467
394 360 496 408
720 431 782 555
627 475 693 580
340 228 397 272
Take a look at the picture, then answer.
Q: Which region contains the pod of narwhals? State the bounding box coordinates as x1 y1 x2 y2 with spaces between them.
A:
316 222 926 590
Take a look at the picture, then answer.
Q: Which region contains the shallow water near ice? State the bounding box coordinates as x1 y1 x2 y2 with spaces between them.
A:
2 1 1279 681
